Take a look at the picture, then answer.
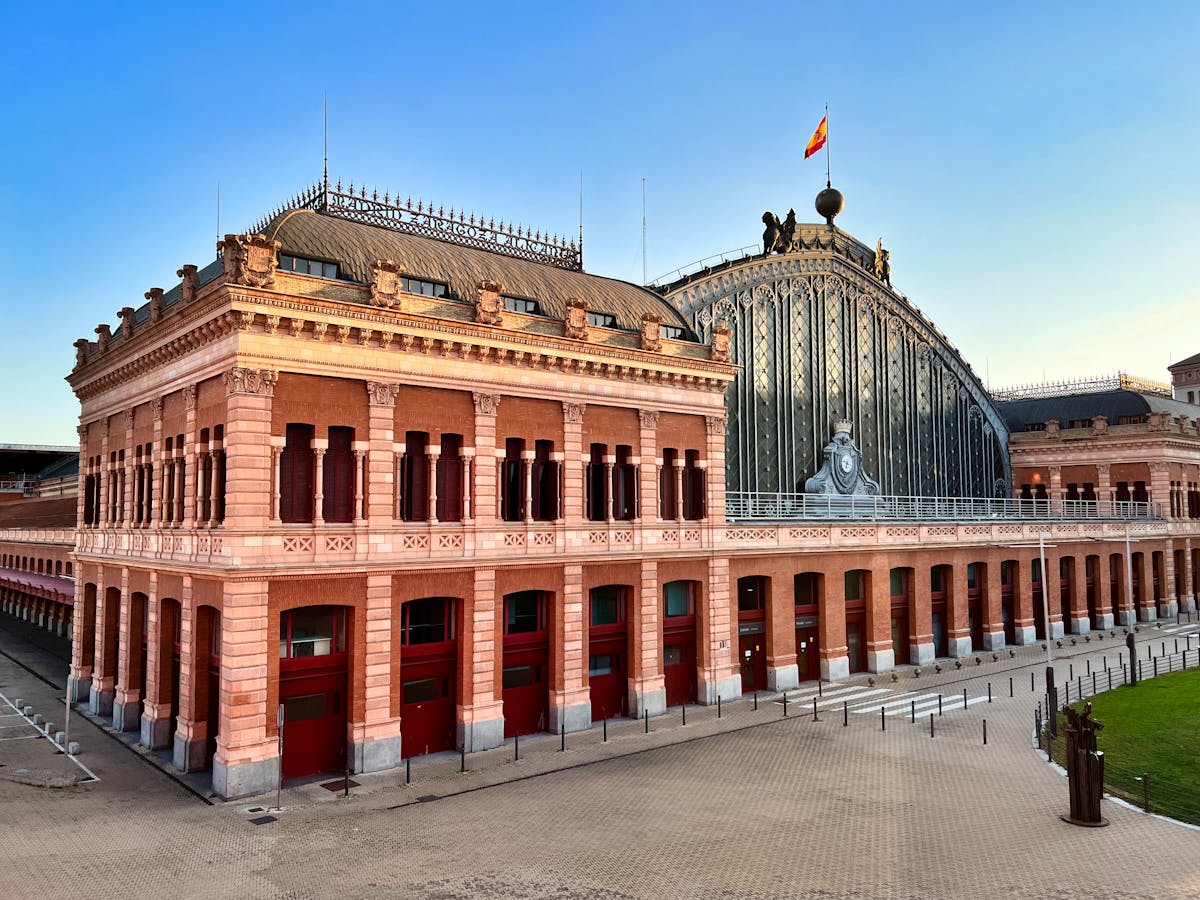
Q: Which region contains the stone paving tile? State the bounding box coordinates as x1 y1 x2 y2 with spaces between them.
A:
1 615 1198 899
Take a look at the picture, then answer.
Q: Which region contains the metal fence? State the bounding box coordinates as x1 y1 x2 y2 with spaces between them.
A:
725 492 1161 522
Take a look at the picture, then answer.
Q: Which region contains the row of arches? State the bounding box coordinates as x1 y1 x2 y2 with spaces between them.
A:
0 552 73 578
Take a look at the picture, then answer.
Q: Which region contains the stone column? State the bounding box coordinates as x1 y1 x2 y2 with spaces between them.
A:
141 576 174 749
269 439 284 523
630 559 667 715
222 368 277 526
457 567 504 751
194 446 207 527
983 560 1005 650
472 394 501 532
113 569 142 730
1095 464 1111 507
90 583 118 715
1066 556 1090 635
637 411 659 525
365 383 399 522
68 579 93 702
172 577 210 772
673 459 685 522
210 445 223 526
212 581 275 800
1013 556 1035 644
946 563 972 657
766 573 799 690
699 556 740 700
603 458 615 523
1048 464 1063 506
1044 554 1065 638
1160 544 1177 618
1149 462 1171 519
352 446 367 524
312 442 327 526
351 574 402 772
462 450 475 523
1096 554 1115 630
182 385 197 527
865 566 894 673
1181 542 1196 614
910 564 935 664
522 451 534 524
551 565 590 732
704 416 726 524
818 565 849 681
562 402 585 525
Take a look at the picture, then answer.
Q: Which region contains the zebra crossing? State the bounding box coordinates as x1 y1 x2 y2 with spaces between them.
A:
777 681 991 719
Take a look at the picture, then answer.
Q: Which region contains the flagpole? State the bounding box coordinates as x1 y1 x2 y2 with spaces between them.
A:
824 102 831 188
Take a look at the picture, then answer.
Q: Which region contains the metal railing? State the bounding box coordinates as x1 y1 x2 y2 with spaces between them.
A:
725 492 1161 522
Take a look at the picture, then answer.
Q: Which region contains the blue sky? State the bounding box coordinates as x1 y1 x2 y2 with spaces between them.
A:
2 2 1197 444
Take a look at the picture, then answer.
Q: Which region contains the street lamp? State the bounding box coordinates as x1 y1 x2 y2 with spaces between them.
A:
1000 534 1058 732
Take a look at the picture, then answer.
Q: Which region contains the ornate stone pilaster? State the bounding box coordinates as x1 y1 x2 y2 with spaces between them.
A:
224 367 278 397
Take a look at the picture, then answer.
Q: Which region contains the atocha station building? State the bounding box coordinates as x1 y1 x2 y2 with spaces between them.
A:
3 178 1199 799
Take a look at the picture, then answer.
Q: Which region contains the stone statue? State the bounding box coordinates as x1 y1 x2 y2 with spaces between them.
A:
804 420 881 495
762 212 782 255
780 209 798 253
874 238 891 286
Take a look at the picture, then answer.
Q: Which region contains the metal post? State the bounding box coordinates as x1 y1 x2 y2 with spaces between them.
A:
717 696 722 719
1069 663 1074 681
1153 657 1158 678
603 718 608 742
963 687 967 710
818 680 822 697
560 723 565 752
276 703 284 811
813 697 818 722
405 757 411 785
911 700 915 723
753 690 758 711
983 719 987 745
1031 671 1035 691
1087 659 1091 676
682 704 686 726
460 747 466 773
644 709 649 734
344 767 350 797
1009 676 1013 698
1092 672 1097 695
988 683 992 703
881 706 886 731
514 733 519 761
929 713 934 738
843 701 847 726
782 693 788 717
938 694 943 716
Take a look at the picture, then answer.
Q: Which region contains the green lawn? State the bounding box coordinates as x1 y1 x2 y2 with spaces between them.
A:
1048 667 1200 824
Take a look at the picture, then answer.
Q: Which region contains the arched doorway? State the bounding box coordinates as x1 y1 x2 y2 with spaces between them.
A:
400 597 458 756
588 585 630 720
736 576 767 691
502 591 550 737
279 605 349 779
794 573 821 681
662 580 698 706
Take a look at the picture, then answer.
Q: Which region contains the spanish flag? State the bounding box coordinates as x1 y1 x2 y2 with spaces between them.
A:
804 115 828 159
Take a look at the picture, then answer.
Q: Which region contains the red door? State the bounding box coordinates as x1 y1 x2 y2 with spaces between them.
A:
588 587 628 720
890 606 910 666
846 613 866 673
795 625 820 681
739 630 766 692
663 623 697 706
401 655 455 756
502 592 549 737
280 662 347 779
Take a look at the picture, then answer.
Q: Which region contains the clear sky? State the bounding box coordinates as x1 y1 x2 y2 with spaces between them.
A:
2 2 1197 444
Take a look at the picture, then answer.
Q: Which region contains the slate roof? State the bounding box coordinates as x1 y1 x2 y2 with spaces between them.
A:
996 389 1200 431
264 209 694 335
1169 352 1200 370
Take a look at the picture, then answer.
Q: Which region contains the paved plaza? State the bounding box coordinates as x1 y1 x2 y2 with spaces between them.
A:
1 616 1197 900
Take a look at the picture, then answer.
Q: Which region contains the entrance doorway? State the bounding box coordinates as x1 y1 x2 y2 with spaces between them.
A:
588 586 629 720
736 576 767 691
502 591 550 737
662 581 697 706
279 606 348 780
400 597 457 756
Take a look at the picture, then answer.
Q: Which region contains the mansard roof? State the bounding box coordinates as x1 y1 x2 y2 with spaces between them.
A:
996 389 1200 431
263 209 694 336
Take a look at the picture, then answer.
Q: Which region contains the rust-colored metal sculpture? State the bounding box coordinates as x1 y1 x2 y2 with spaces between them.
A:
1062 702 1108 826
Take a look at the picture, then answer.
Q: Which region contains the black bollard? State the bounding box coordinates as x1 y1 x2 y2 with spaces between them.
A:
1069 663 1073 680
938 694 943 716
1087 659 1091 676
1077 675 1082 697
818 680 823 698
344 767 350 798
983 719 987 745
782 693 788 717
682 704 687 726
911 699 915 723
930 712 935 738
813 697 818 722
717 695 722 719
560 723 565 752
1103 654 1106 670
1009 676 1013 698
405 757 411 785
644 709 649 734
881 706 886 731
1031 671 1035 691
603 718 608 742
1092 672 1096 695
843 701 847 726
753 691 758 711
963 688 967 710
988 683 992 703
460 747 466 774
514 734 519 761
1153 657 1158 678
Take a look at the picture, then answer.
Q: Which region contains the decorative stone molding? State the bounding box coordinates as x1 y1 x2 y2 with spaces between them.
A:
472 392 501 416
237 311 256 332
1092 415 1108 435
145 288 164 323
359 328 373 346
94 323 111 353
116 307 136 339
76 424 88 442
1044 420 1060 438
219 233 279 288
710 325 731 363
224 367 278 397
705 415 726 436
563 401 586 424
366 381 400 407
100 418 109 440
177 265 199 303
312 322 328 342
288 317 305 338
73 339 90 370
369 259 406 307
264 314 280 335
640 314 663 352
150 398 163 421
639 409 660 429
1147 411 1169 432
1047 465 1061 477
475 280 504 326
565 298 589 341
336 325 351 344
122 409 134 431
182 384 197 411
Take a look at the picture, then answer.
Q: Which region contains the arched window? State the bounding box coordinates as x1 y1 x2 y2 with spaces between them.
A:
279 423 315 523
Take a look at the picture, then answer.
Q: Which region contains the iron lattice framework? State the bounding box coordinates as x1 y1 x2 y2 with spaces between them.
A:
990 372 1173 401
245 180 582 271
664 251 1011 498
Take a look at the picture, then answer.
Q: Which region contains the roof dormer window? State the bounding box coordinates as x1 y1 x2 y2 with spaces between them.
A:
660 324 685 340
587 311 617 329
400 276 449 299
279 255 339 280
503 296 542 315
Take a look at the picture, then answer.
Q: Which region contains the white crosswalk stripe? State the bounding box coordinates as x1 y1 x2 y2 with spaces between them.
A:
777 683 999 718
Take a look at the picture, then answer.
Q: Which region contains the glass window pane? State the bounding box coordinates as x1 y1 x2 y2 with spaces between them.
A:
890 569 904 596
591 587 621 625
664 645 683 666
406 597 448 645
506 593 541 633
284 692 326 722
664 582 691 617
502 665 534 688
285 607 335 658
588 654 613 676
402 678 442 704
